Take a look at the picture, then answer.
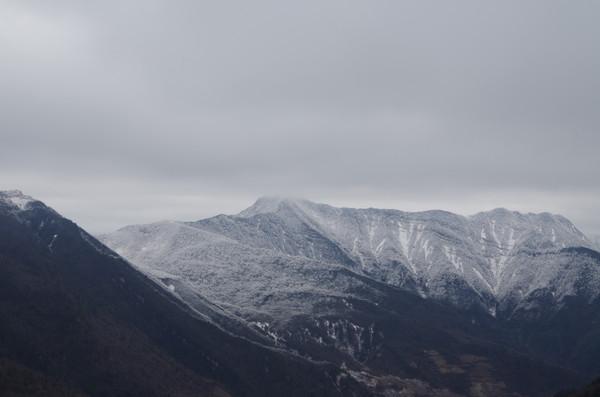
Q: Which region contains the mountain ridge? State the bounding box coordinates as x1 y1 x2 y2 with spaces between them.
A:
239 196 577 223
101 196 598 316
233 197 595 309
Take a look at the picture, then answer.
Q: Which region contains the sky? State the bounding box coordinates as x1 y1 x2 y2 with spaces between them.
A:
1 0 599 235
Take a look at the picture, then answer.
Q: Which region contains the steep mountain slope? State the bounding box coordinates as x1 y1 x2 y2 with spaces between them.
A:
504 247 600 378
0 191 372 397
100 196 599 396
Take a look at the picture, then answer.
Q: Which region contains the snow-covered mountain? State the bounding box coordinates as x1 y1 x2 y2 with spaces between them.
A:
101 197 598 317
98 196 600 393
3 190 598 396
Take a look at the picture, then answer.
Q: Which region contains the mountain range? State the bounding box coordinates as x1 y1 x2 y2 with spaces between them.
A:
100 196 600 395
101 196 599 318
2 190 599 396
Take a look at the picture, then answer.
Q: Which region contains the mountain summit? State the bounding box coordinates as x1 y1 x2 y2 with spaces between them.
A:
237 196 308 217
0 189 38 211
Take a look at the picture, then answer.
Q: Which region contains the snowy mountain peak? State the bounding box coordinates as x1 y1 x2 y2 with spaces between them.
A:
0 190 36 210
237 196 309 218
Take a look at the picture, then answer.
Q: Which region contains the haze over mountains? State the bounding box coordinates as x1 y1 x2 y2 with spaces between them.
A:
592 235 600 252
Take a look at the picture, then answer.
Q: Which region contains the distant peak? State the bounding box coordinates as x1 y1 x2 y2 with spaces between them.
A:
238 196 308 218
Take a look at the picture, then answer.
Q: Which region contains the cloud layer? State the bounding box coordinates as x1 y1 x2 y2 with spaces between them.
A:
1 0 599 235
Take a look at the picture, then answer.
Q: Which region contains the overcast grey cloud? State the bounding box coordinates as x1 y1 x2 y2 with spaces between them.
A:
1 0 599 235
